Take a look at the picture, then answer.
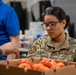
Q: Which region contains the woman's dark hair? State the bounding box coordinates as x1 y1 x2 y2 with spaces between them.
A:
65 15 70 29
43 7 70 29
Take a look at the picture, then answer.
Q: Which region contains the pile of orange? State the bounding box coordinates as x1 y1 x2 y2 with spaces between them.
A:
18 58 65 72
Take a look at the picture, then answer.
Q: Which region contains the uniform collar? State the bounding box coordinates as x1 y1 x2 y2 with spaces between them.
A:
46 33 69 48
58 33 69 48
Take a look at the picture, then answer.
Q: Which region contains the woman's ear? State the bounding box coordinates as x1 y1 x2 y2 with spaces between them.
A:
62 19 66 28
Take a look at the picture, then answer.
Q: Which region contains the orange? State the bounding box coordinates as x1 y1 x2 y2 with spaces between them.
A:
40 58 51 68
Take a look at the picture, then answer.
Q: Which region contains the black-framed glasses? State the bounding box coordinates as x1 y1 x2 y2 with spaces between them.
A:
41 21 62 30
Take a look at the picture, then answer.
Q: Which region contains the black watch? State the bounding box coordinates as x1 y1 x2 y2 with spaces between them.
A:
0 49 2 58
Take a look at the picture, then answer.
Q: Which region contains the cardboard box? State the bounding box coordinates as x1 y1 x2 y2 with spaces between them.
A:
0 58 76 75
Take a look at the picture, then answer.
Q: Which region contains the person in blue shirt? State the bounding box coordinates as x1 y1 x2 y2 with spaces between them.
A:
0 0 20 60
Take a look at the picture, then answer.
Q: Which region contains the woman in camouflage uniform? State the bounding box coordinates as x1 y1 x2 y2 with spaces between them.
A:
27 7 76 62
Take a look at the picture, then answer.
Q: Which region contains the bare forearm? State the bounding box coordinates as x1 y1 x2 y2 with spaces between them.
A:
0 42 19 55
0 35 20 59
0 42 20 59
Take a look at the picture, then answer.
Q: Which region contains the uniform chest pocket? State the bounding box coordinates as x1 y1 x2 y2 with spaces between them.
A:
51 49 75 61
51 51 69 60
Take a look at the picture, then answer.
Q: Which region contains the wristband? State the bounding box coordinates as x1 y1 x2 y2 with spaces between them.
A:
0 49 2 58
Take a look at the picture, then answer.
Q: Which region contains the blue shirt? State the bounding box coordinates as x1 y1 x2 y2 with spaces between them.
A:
0 0 20 60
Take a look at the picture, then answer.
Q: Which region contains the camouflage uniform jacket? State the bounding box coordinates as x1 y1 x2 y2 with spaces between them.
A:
27 34 76 62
